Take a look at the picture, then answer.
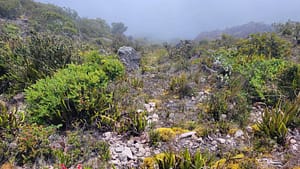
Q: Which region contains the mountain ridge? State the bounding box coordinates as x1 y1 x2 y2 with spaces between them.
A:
195 22 274 41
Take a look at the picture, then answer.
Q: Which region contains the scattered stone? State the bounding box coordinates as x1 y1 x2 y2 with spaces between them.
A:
220 114 227 120
290 139 297 144
152 113 159 121
144 102 156 112
246 126 253 133
169 113 175 119
212 140 218 145
179 131 196 139
210 145 217 151
123 147 134 160
115 146 124 153
234 130 244 138
103 132 112 139
217 138 226 144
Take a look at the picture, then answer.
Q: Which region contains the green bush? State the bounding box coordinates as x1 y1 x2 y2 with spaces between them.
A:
217 49 288 103
25 53 124 126
101 58 125 80
243 59 287 102
0 31 79 95
278 64 300 100
236 33 291 59
0 0 20 18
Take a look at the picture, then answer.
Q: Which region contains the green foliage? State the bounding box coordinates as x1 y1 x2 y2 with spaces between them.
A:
25 64 107 125
1 23 21 40
101 58 125 80
0 0 20 19
84 51 125 79
257 98 300 145
130 111 147 135
169 73 193 99
13 124 58 165
215 48 289 103
25 52 124 126
236 33 291 59
207 76 250 126
129 77 144 89
278 64 300 100
151 149 213 169
155 152 177 169
274 20 300 44
140 48 168 73
0 138 9 164
149 129 161 147
77 18 111 39
0 31 79 95
0 101 24 136
241 59 287 103
53 130 111 168
119 111 147 136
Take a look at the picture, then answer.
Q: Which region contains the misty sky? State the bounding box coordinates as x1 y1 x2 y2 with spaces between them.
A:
35 0 300 40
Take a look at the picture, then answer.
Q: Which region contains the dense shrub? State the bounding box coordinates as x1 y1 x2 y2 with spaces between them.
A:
0 31 79 95
236 33 291 59
0 0 20 19
101 58 125 80
241 59 287 102
25 53 124 126
215 49 289 104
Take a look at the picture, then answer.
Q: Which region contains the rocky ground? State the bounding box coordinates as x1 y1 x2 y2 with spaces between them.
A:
1 46 300 169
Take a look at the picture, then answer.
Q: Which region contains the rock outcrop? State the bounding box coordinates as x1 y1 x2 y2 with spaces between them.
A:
117 46 140 72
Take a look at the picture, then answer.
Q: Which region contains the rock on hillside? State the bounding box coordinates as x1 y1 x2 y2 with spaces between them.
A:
117 46 140 71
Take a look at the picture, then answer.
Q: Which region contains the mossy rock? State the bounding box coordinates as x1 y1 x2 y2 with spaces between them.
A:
155 127 189 141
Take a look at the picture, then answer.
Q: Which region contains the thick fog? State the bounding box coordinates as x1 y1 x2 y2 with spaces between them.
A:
36 0 300 41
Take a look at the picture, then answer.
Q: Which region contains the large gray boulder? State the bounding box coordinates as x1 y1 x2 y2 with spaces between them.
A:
117 46 140 71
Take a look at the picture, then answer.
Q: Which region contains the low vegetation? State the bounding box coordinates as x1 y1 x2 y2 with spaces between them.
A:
0 0 300 168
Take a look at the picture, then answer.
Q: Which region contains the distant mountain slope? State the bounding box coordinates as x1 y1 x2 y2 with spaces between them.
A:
195 22 274 41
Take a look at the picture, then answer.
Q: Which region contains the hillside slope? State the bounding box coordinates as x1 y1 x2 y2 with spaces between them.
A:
195 22 274 41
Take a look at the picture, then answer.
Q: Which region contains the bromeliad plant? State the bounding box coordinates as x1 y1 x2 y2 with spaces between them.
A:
0 101 25 136
148 149 213 169
257 97 300 145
